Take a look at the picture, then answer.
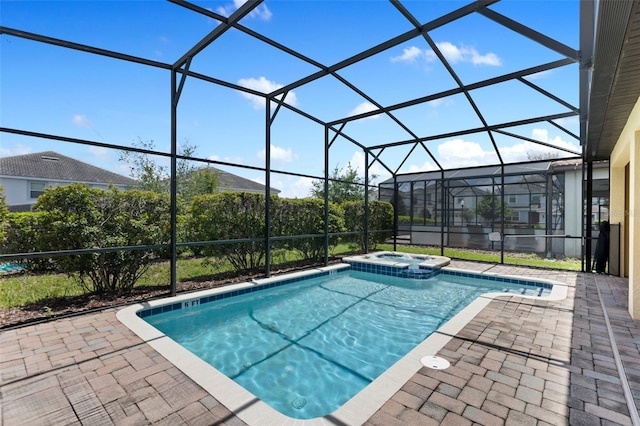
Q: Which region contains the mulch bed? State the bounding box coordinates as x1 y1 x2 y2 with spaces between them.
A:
1 259 337 330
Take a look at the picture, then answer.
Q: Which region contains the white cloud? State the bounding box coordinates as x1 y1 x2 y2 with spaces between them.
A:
554 116 579 128
237 76 299 110
430 41 463 63
392 42 501 67
0 144 32 157
405 161 438 173
251 175 314 199
72 114 92 128
437 138 498 168
257 144 297 163
208 154 244 164
287 177 315 198
470 51 501 66
279 176 315 199
433 42 502 66
427 97 454 108
87 146 111 161
347 102 381 120
513 127 580 159
348 151 390 184
406 129 579 171
217 0 272 21
527 70 552 80
390 46 423 63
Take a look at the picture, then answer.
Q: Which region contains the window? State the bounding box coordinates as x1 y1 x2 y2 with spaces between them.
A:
29 182 46 199
509 194 517 203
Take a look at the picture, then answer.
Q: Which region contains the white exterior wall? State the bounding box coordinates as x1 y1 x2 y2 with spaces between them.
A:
0 176 130 210
0 176 36 207
563 169 582 258
563 166 609 258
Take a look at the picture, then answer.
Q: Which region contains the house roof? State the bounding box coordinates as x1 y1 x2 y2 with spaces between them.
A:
0 151 137 186
585 0 640 160
213 167 281 194
0 151 280 194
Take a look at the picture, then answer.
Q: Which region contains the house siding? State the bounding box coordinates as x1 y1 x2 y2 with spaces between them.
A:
610 95 640 319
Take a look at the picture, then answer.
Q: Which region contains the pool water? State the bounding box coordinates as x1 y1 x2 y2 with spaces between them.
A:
374 252 431 268
144 270 549 419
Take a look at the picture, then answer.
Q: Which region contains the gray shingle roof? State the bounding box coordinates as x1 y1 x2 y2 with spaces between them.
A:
0 151 281 194
0 151 137 185
214 168 281 194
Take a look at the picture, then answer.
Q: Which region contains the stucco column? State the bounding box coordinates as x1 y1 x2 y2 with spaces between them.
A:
630 131 640 319
609 165 625 273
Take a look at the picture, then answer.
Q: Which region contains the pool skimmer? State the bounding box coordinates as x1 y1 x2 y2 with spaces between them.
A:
420 356 450 370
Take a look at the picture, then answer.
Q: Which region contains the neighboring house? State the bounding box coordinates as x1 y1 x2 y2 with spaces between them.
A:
0 151 136 212
379 159 610 259
0 151 281 212
203 167 281 195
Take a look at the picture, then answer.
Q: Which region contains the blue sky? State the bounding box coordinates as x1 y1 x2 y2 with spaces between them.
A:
1 0 581 198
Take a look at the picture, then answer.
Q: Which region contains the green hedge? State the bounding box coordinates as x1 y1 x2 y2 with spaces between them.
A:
341 200 393 251
2 187 393 293
273 198 345 262
187 192 270 270
187 194 348 266
0 186 8 247
3 184 171 294
398 215 435 225
4 211 56 272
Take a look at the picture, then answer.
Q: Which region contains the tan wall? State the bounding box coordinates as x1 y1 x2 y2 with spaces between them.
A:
610 96 640 319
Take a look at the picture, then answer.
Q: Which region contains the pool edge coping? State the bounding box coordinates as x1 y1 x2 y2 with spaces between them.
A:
343 250 452 270
116 263 568 426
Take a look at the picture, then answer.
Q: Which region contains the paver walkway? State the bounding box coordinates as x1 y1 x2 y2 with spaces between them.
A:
366 262 640 426
1 261 639 425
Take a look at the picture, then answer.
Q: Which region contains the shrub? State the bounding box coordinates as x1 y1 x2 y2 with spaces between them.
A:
32 184 171 294
0 186 8 248
187 192 269 270
275 198 345 262
398 215 411 224
398 215 436 225
187 194 347 268
341 200 393 251
3 211 57 272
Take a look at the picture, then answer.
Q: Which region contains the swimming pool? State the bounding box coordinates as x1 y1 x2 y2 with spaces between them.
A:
118 263 567 425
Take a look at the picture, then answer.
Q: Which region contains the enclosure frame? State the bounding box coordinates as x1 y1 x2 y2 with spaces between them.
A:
0 0 599 294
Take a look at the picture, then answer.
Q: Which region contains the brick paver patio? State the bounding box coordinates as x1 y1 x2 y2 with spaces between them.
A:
2 261 639 425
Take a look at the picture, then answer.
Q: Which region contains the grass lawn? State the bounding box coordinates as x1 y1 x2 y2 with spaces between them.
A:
377 244 582 271
1 243 581 309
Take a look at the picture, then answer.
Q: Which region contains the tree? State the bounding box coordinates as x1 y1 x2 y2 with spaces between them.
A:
119 138 218 206
119 138 168 193
310 163 376 203
181 167 220 207
475 194 512 226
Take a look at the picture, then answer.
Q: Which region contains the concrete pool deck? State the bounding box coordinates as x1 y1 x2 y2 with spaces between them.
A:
1 261 639 425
